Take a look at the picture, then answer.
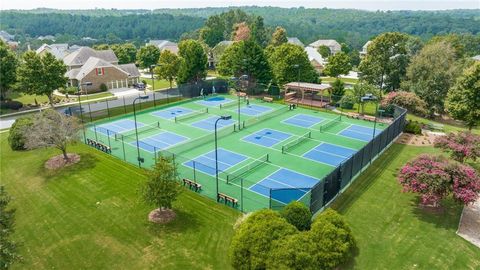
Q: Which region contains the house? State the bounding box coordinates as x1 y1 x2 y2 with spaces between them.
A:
37 35 56 41
308 39 341 55
0 30 14 42
304 46 325 73
360 41 372 57
148 40 179 54
36 43 76 60
210 40 235 68
63 47 140 93
287 37 304 48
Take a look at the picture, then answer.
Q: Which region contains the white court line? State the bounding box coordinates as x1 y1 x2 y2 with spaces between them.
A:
240 128 293 147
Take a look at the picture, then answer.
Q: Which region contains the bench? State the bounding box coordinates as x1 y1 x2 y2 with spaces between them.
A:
263 96 273 103
217 192 238 207
182 178 202 192
86 138 112 154
428 123 444 131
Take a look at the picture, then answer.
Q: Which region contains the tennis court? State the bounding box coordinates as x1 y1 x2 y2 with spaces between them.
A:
83 94 389 212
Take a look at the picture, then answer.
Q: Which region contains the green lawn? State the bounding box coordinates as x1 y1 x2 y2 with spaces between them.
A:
143 78 173 90
407 114 479 134
331 144 480 269
0 133 239 270
72 92 114 101
321 76 359 84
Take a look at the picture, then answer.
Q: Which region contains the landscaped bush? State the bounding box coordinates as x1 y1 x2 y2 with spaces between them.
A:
398 154 480 207
59 87 78 95
381 91 427 116
339 94 356 109
404 121 422 135
434 131 480 163
266 232 316 269
99 83 108 92
229 209 297 270
0 100 23 110
8 116 33 150
280 201 312 231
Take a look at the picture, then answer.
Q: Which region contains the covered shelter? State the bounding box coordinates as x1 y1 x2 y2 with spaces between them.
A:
284 82 332 108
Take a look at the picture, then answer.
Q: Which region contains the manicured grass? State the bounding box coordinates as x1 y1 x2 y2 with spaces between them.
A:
331 144 480 269
407 114 479 134
73 92 114 101
321 76 359 84
0 133 239 269
143 78 173 90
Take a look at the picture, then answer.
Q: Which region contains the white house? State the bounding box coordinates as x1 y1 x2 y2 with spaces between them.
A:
308 39 341 55
360 41 372 57
304 46 326 73
287 37 305 48
148 40 179 54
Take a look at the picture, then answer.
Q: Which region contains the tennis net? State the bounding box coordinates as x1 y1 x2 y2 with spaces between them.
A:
282 131 311 154
219 100 238 109
226 154 270 183
174 108 209 123
243 105 289 128
114 121 161 141
319 116 341 132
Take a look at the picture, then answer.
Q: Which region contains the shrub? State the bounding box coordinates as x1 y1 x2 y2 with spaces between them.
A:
0 100 23 110
99 83 108 92
59 87 78 95
339 94 356 109
404 121 422 135
434 131 480 163
280 201 312 231
229 209 297 270
8 116 33 150
398 154 480 206
330 78 345 103
381 91 427 116
266 232 317 270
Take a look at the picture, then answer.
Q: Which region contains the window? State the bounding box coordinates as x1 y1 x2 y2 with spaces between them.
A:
96 68 105 76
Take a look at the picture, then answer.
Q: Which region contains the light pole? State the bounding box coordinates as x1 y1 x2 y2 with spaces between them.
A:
215 115 232 198
77 81 92 143
361 94 379 139
133 95 149 167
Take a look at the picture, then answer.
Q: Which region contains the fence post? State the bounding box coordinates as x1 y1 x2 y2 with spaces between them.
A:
93 124 98 141
88 103 93 122
121 135 126 161
269 189 272 209
106 99 110 119
123 96 127 114
241 178 244 212
153 91 156 107
193 161 196 181
106 129 111 149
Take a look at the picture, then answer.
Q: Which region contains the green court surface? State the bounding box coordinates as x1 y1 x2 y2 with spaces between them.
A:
83 95 386 212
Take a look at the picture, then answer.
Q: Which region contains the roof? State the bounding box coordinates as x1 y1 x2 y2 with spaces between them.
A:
309 39 341 49
284 82 332 92
305 46 325 65
0 30 14 42
215 40 235 48
362 41 373 50
36 43 71 59
118 63 141 77
472 55 480 61
287 37 304 47
66 57 128 80
149 40 177 49
63 47 118 67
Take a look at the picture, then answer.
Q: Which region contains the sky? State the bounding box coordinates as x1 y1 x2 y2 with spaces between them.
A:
1 0 478 11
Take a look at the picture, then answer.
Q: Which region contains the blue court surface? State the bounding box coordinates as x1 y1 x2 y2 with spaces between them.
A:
196 97 233 107
303 143 356 166
282 114 324 128
151 106 193 120
339 125 378 141
242 128 291 147
183 149 248 176
191 116 236 131
94 119 143 136
249 168 319 204
130 131 189 152
233 104 272 116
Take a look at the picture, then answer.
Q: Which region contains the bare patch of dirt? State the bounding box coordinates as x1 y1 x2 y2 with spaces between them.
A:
44 153 81 170
148 208 176 224
397 131 443 146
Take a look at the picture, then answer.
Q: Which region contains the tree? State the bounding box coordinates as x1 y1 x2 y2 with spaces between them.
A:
199 26 224 48
330 79 345 103
232 22 251 42
323 51 352 77
446 62 480 129
136 45 161 72
142 156 181 211
404 41 459 116
229 209 297 270
7 116 32 151
359 32 409 92
0 41 17 100
270 27 288 47
317 45 331 58
154 50 181 88
176 39 207 84
0 186 21 270
280 201 312 231
267 43 318 86
352 82 378 114
398 154 480 207
23 109 81 161
340 42 351 53
266 232 316 270
381 91 427 116
434 132 480 163
217 40 273 88
250 16 267 47
16 51 67 107
348 51 361 67
111 43 137 64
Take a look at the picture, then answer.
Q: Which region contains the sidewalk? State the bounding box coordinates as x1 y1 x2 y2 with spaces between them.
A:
457 198 480 248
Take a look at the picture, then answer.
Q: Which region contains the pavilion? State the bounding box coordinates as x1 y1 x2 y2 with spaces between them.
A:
284 82 332 108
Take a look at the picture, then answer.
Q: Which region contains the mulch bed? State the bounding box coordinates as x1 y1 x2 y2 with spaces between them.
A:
44 153 81 170
397 131 443 146
148 208 176 224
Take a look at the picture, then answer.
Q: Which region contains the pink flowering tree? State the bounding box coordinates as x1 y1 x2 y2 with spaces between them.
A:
398 154 480 207
434 131 480 163
381 91 427 116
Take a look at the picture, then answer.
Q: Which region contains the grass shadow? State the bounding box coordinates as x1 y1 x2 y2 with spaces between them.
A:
146 206 201 235
410 196 463 230
41 152 99 180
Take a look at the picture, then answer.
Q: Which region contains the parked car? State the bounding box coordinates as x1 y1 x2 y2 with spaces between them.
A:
133 83 146 90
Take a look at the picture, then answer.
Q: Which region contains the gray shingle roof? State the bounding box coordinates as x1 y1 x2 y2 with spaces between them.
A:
68 57 127 80
63 47 118 67
118 63 141 77
287 37 304 47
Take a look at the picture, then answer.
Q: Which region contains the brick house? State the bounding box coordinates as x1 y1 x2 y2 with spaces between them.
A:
63 47 140 93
